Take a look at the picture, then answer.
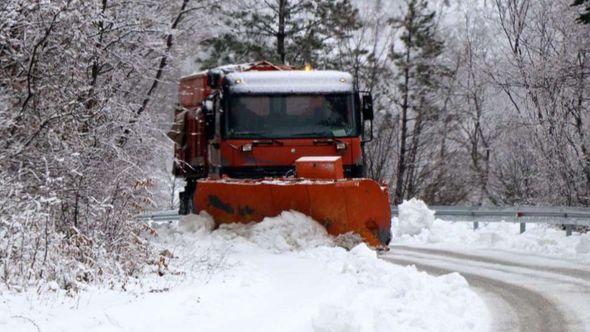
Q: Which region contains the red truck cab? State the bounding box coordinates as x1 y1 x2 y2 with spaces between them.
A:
170 62 374 214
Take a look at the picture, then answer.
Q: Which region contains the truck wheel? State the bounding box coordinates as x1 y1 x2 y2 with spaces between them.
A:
179 191 187 215
178 180 196 215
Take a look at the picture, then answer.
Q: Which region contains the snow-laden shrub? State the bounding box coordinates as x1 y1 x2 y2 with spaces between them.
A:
0 0 211 291
0 178 154 292
393 198 435 236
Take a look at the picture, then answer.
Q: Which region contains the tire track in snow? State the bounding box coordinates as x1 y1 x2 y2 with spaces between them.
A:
381 247 588 332
390 249 590 290
394 246 590 282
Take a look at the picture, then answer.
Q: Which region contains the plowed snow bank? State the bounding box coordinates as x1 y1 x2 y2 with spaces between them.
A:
393 199 590 263
394 198 435 236
1 211 490 332
214 211 334 252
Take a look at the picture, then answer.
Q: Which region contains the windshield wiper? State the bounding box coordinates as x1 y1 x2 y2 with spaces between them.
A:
253 139 284 146
290 131 335 138
232 131 266 138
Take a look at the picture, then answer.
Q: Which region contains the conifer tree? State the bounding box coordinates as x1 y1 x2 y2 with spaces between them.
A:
198 0 360 68
573 0 590 23
390 0 445 204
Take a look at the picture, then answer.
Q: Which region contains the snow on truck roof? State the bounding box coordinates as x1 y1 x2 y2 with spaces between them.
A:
225 70 354 94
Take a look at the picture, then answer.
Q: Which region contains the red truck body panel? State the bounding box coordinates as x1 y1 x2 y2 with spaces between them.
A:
170 62 392 247
173 62 363 178
216 138 362 168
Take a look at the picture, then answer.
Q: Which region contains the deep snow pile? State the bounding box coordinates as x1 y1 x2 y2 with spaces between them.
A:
392 200 590 263
1 211 489 332
394 198 436 236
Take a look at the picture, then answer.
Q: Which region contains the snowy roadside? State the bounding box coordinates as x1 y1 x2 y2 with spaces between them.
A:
1 211 489 332
391 199 590 266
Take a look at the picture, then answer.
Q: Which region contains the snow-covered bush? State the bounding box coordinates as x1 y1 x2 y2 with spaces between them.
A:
0 0 211 291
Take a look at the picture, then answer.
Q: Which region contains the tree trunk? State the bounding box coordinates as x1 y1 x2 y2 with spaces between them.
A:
405 103 424 197
394 24 413 205
277 0 287 64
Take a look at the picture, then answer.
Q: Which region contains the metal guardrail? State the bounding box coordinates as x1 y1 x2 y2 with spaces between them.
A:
391 206 590 236
136 209 179 222
138 206 590 236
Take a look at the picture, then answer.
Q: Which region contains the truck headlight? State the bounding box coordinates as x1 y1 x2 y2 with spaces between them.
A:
241 143 253 152
336 142 346 151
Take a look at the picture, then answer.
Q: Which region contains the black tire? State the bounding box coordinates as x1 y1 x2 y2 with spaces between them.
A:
178 180 196 215
178 191 188 215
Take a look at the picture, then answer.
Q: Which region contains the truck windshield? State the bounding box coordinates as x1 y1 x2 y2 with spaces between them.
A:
225 94 358 139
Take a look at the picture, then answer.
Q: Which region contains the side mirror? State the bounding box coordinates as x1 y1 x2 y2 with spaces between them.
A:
362 94 374 121
358 91 374 144
207 70 222 89
202 98 215 140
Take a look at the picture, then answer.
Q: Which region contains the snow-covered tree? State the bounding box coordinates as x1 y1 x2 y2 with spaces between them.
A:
389 0 446 204
573 0 590 23
197 0 360 68
0 0 213 289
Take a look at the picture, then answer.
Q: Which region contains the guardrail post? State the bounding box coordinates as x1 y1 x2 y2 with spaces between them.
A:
473 221 479 230
565 224 573 237
516 212 526 234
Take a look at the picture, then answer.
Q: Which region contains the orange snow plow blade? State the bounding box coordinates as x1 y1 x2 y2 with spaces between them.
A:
193 178 392 248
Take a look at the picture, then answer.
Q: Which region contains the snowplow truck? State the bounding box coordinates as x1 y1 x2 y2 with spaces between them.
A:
168 61 391 248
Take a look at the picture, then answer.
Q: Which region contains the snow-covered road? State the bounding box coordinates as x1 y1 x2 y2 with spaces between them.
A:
382 246 590 332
